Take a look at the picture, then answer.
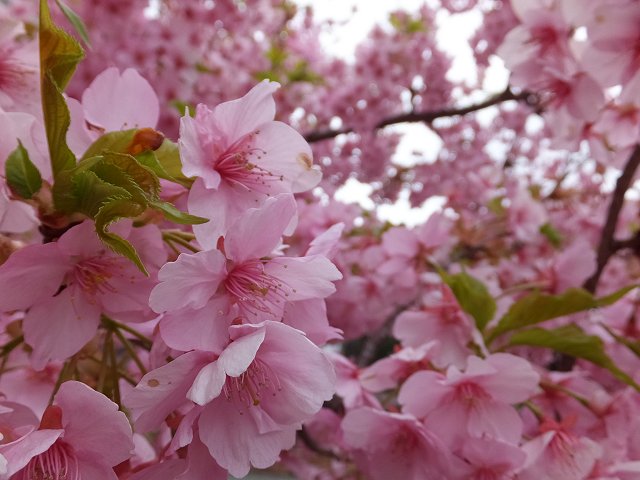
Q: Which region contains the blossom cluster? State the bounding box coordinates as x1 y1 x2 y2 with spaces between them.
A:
0 0 640 479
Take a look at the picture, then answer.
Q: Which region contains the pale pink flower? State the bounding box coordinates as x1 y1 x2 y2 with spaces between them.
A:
399 353 540 445
0 17 38 116
359 344 436 393
341 407 455 480
125 321 335 478
583 2 640 87
128 434 227 480
453 436 526 480
518 419 602 480
393 285 474 369
150 194 341 352
180 80 321 245
0 221 164 369
508 185 548 242
551 238 596 293
67 67 160 156
327 352 381 410
0 381 133 479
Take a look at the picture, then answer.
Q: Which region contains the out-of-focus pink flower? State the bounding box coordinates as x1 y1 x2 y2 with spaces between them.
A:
0 17 38 116
583 2 640 87
341 407 456 480
393 285 474 369
399 353 540 445
0 381 133 479
518 418 602 480
327 351 381 409
453 436 527 480
67 67 160 156
180 80 321 245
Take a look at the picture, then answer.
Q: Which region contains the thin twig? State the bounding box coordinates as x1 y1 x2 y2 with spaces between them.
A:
304 87 533 143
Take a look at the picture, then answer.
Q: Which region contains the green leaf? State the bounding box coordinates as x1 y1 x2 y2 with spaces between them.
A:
540 222 563 248
135 151 175 183
40 0 84 178
54 0 91 48
98 152 159 200
486 286 636 344
601 324 640 359
95 198 148 275
81 130 137 160
389 12 426 34
153 139 192 187
507 324 640 391
487 196 505 216
5 141 42 199
149 200 208 225
70 170 130 217
266 45 288 68
170 100 194 117
441 271 497 331
286 60 323 84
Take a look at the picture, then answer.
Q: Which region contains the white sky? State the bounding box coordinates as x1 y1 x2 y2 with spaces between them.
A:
296 0 509 226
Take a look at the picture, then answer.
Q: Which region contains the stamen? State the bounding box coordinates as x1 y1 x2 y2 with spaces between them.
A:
214 131 283 192
18 440 80 480
224 259 291 317
222 358 283 411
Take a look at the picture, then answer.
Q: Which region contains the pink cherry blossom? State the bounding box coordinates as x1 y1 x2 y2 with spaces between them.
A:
126 321 335 478
67 67 160 157
150 194 341 352
518 418 602 480
0 221 163 369
399 353 540 445
0 381 133 479
180 80 321 244
341 407 456 480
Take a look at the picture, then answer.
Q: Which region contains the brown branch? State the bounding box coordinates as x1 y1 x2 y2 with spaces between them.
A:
584 145 640 293
551 145 640 372
304 87 534 143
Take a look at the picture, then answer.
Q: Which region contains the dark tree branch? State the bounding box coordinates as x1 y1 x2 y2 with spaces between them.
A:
357 300 418 366
552 145 640 373
304 87 535 143
584 145 640 293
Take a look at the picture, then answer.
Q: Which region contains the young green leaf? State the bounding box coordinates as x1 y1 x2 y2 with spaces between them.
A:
40 0 84 178
441 271 497 331
149 200 208 225
540 222 563 248
5 141 43 199
153 138 192 187
486 286 636 344
507 324 640 391
80 130 137 160
95 198 148 275
54 0 91 48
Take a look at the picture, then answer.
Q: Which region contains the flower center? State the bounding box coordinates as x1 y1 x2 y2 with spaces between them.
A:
390 424 419 454
71 257 120 297
224 259 290 317
18 440 79 480
214 131 283 192
455 382 491 408
222 358 282 409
